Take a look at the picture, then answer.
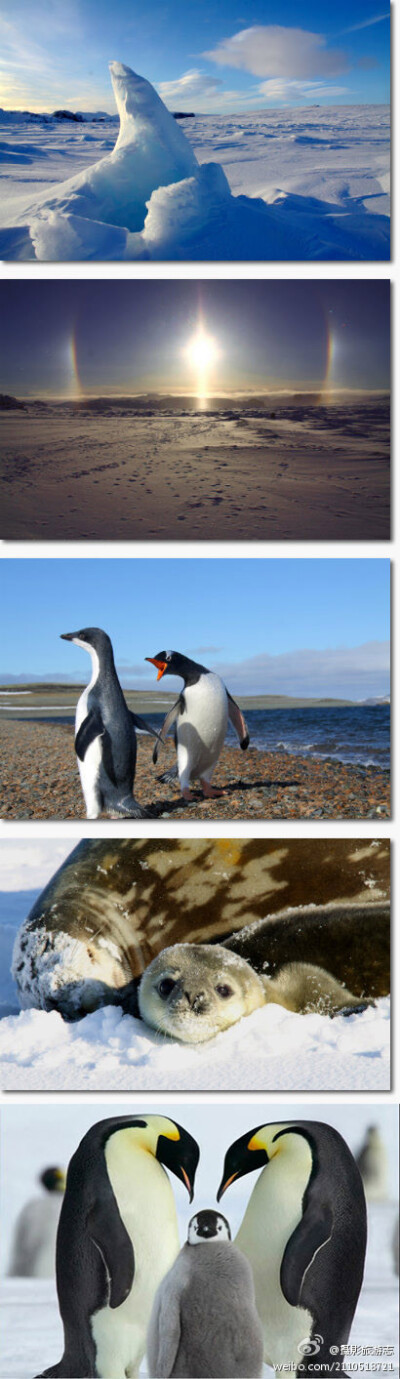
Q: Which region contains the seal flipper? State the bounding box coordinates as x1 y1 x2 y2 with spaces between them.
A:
152 696 184 765
130 710 163 744
88 1199 135 1309
74 706 104 762
280 1201 333 1306
227 692 249 750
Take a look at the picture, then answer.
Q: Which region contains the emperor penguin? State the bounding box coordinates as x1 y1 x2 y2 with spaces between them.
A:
7 1166 65 1279
61 627 160 819
217 1120 367 1377
35 1114 199 1379
145 650 249 800
355 1125 389 1201
147 1208 264 1378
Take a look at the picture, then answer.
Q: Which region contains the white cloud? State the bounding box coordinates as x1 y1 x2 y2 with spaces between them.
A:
211 641 390 699
257 78 350 104
206 25 349 80
341 12 390 33
157 69 253 112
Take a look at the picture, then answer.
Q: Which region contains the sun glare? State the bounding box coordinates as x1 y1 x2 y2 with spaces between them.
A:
184 326 221 401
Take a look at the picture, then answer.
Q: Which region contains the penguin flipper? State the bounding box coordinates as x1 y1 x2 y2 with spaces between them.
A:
150 1280 182 1377
280 1201 333 1307
152 698 183 766
88 1200 135 1309
75 707 104 761
130 711 163 744
227 691 250 750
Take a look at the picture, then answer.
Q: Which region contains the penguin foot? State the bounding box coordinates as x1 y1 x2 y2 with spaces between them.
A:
182 787 197 802
112 797 151 819
200 781 224 798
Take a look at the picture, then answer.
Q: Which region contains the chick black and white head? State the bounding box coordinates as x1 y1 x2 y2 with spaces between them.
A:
188 1209 231 1244
60 627 113 656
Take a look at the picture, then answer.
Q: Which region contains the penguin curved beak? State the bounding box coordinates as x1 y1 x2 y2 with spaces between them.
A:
60 632 75 641
217 1171 238 1201
146 657 168 681
156 1126 199 1202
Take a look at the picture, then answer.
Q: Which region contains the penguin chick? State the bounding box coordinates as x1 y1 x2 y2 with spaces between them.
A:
138 944 374 1045
7 1166 65 1279
147 1209 264 1378
35 1114 199 1379
218 1120 367 1377
61 627 160 819
145 650 249 801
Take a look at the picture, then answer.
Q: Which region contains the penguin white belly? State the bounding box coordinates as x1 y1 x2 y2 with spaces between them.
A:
177 675 228 785
236 1155 314 1370
91 1144 180 1379
75 673 105 818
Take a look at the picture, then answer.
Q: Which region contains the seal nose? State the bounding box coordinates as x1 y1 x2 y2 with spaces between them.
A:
185 990 208 1014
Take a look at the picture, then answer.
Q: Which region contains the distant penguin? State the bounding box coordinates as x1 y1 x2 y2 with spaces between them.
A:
218 1120 367 1376
35 1114 199 1379
145 650 249 800
147 1209 264 1378
61 627 160 818
355 1125 389 1201
7 1166 65 1279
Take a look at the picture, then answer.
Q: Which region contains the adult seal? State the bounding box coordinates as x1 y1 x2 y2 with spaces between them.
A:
12 838 390 1021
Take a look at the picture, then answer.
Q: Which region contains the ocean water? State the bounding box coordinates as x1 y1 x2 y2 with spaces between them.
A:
225 704 390 770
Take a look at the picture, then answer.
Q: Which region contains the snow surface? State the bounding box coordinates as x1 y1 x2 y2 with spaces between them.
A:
0 895 390 1091
0 65 390 261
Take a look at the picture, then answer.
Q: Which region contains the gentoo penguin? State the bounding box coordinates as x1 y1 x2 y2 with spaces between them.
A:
147 1209 264 1378
35 1114 199 1379
145 650 249 800
217 1120 367 1376
355 1125 389 1201
138 943 373 1043
61 627 160 819
7 1166 65 1279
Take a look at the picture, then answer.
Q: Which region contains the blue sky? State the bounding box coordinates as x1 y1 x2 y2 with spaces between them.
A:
0 558 390 698
0 281 390 397
0 1 390 111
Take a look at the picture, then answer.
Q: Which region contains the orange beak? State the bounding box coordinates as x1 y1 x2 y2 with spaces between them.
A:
217 1171 238 1200
146 657 167 681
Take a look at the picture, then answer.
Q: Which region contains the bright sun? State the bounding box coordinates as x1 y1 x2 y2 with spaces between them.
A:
186 329 219 371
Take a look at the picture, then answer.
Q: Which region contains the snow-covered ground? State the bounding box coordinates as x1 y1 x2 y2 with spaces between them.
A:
0 64 390 260
0 893 390 1091
0 1103 398 1378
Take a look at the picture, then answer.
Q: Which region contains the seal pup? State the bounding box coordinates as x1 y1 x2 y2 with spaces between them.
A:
35 1114 199 1379
218 1120 367 1376
145 650 249 800
7 1167 65 1279
147 1209 264 1378
138 942 373 1043
61 627 160 818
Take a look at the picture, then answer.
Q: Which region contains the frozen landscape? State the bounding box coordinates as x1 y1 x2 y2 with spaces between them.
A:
0 392 390 542
0 1104 398 1378
0 892 390 1091
0 63 390 261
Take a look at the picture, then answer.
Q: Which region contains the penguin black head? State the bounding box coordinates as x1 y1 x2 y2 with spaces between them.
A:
188 1209 231 1244
217 1126 271 1200
217 1122 317 1200
155 1117 200 1202
60 627 113 655
40 1166 66 1194
145 650 207 683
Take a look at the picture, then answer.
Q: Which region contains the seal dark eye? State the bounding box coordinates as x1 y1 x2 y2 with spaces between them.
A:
215 984 233 999
158 978 176 1000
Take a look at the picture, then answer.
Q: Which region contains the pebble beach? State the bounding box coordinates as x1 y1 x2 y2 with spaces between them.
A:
0 721 390 821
